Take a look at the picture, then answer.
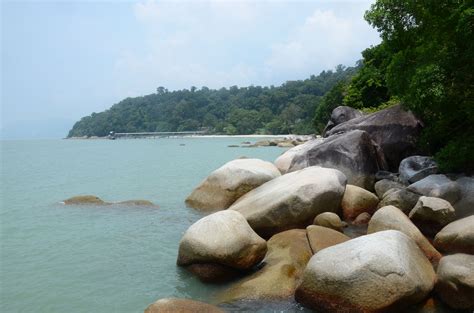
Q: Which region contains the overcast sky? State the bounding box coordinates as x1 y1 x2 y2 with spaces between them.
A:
1 0 380 139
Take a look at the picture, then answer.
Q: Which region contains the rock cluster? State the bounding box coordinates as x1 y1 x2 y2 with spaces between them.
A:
150 104 474 313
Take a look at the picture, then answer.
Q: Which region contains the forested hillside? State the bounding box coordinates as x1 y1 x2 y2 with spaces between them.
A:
68 66 356 137
67 65 357 137
315 0 473 173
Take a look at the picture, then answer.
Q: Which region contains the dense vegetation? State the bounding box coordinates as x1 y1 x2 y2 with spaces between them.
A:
68 65 357 137
314 0 473 173
69 0 472 172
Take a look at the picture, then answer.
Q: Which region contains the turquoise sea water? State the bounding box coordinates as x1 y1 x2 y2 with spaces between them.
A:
0 138 290 313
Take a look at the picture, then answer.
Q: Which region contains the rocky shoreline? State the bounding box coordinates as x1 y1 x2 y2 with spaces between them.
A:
141 104 474 313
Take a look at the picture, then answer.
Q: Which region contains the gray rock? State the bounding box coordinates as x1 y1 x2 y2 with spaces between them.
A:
295 230 436 313
453 176 474 218
435 254 474 310
274 138 323 174
368 205 441 263
374 179 404 199
313 212 344 232
185 158 281 210
399 156 438 185
434 216 474 254
229 166 347 238
377 188 420 214
407 174 461 204
287 130 387 190
324 105 423 171
375 170 398 182
177 210 267 282
409 196 456 237
323 106 363 135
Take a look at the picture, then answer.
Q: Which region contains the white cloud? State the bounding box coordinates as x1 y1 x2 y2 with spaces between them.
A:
265 7 380 78
113 0 380 96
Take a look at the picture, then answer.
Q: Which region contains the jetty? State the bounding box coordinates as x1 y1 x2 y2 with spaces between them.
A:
108 131 206 139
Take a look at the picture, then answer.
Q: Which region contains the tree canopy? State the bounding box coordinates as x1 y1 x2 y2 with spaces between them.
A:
68 66 357 137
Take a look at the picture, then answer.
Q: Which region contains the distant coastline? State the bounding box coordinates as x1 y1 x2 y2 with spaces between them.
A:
66 134 312 140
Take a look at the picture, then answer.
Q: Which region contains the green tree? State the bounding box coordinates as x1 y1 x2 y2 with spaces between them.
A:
364 0 474 173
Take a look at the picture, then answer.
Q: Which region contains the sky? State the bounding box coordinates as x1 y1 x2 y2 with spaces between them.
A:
1 0 381 139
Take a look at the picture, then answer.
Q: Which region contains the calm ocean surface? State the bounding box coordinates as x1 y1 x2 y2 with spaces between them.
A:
0 138 293 313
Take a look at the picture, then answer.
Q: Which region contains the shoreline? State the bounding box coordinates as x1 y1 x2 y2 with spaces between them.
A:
66 134 314 140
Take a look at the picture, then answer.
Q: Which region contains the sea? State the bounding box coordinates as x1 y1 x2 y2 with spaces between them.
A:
0 137 308 313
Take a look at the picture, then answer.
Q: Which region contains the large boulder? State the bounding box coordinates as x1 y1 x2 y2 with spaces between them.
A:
274 139 322 174
216 229 312 302
368 205 441 263
229 166 347 238
435 254 474 310
313 212 344 232
399 156 438 185
434 216 474 254
374 179 404 199
325 104 423 171
323 106 363 135
453 176 474 218
177 210 267 282
377 188 420 214
185 158 281 210
341 185 379 221
144 298 224 313
287 130 387 190
407 174 461 204
295 230 436 313
408 196 456 237
306 225 350 254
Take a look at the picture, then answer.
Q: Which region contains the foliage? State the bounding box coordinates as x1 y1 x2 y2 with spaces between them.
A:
342 0 473 173
313 81 349 133
68 66 357 137
343 45 391 109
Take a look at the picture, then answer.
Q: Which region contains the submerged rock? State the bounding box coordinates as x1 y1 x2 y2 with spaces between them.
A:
368 205 441 263
287 130 387 190
408 196 455 237
116 200 157 207
324 104 423 171
177 210 267 283
277 141 295 148
216 229 312 302
306 225 350 254
452 176 474 218
185 158 280 211
63 195 106 205
144 298 224 313
399 156 438 185
229 166 346 238
295 230 436 313
341 184 379 221
435 254 474 310
313 212 344 232
434 215 474 254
